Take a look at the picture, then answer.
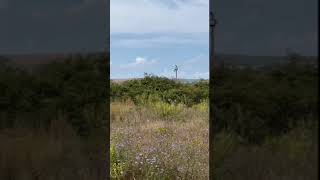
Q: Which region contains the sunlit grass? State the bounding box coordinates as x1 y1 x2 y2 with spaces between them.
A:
110 100 209 179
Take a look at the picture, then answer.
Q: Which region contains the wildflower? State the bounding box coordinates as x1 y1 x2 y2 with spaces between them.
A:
177 166 184 172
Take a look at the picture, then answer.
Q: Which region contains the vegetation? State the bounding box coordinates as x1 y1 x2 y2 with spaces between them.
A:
211 55 318 179
212 56 318 144
0 52 317 179
111 74 208 106
110 74 209 179
110 99 209 179
111 54 318 179
0 54 108 179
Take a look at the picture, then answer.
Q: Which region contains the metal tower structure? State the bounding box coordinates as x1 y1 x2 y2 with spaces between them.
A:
174 65 178 80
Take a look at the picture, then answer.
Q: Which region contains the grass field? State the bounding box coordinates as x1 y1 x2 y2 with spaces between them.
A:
110 100 209 179
110 99 318 180
212 123 318 179
0 118 106 180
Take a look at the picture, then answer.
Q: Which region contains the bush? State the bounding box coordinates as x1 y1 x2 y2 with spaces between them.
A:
212 58 318 144
151 101 185 120
0 54 108 137
110 75 209 107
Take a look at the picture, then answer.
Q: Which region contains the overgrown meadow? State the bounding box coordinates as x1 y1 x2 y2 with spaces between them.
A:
111 54 318 179
0 53 317 179
110 76 210 179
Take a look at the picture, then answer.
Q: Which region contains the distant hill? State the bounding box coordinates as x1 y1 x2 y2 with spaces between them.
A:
111 78 207 84
0 52 106 71
215 54 318 68
177 79 208 84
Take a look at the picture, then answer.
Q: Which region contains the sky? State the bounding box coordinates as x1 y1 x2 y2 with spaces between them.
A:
0 0 108 54
213 0 318 56
110 0 209 79
111 0 318 79
0 0 317 78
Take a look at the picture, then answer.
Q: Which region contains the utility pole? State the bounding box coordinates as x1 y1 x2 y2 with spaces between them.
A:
174 65 178 80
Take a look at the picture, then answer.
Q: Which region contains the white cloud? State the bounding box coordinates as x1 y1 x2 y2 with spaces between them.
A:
111 0 208 33
135 57 146 64
111 33 208 48
119 57 157 70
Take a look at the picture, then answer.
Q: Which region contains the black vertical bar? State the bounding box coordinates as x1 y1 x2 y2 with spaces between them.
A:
209 0 216 179
106 0 110 179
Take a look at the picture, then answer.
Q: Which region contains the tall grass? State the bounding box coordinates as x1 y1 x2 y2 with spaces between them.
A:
213 122 318 180
110 100 209 179
0 117 106 180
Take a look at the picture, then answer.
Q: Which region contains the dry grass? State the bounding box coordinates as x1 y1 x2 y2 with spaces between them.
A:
110 101 209 179
0 118 106 180
213 125 318 180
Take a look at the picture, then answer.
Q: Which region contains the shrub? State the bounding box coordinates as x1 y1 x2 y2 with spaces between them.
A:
151 101 185 120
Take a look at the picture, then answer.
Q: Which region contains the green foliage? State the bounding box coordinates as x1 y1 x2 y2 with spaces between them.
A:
0 54 108 137
151 101 185 120
192 100 209 114
111 75 209 107
213 131 239 176
212 57 318 144
110 144 127 179
110 56 317 144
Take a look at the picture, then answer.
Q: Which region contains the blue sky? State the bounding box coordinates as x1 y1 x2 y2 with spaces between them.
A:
110 0 209 79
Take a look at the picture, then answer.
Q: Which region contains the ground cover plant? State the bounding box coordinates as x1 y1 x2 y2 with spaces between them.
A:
110 76 210 179
0 54 108 179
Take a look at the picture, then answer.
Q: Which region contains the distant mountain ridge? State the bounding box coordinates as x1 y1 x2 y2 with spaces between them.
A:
0 52 106 71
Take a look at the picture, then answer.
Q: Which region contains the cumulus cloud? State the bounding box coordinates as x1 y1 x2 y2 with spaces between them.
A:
120 57 157 70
